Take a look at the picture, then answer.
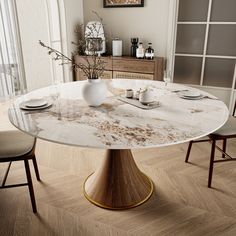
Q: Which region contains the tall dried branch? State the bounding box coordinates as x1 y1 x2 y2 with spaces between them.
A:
39 12 107 79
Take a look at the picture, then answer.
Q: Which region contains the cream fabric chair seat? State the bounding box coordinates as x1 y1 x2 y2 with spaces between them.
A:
0 130 40 213
0 130 35 159
212 116 236 137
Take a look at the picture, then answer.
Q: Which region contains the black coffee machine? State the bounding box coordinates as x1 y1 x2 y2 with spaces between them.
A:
131 38 139 57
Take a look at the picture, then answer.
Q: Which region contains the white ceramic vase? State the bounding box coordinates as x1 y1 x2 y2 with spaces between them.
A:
82 78 107 107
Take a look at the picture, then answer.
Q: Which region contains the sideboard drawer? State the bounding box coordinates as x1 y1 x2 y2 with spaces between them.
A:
113 71 154 80
101 71 113 79
113 59 155 74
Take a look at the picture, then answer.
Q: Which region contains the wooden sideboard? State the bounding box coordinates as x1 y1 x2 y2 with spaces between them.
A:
74 55 165 81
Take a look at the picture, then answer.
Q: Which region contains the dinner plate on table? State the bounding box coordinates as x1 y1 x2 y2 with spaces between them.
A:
179 90 201 97
179 95 204 100
24 99 48 108
178 90 204 100
20 100 52 110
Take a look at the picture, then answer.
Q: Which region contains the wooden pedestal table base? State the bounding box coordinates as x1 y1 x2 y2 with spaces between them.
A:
83 149 154 210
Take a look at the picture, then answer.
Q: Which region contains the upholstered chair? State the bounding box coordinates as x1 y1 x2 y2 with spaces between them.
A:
0 131 40 213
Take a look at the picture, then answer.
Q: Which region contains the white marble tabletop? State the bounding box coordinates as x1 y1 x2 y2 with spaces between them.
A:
8 79 229 149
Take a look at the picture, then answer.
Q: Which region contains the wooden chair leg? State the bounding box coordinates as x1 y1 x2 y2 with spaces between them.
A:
2 162 12 187
208 140 216 188
222 139 227 159
185 141 193 163
24 159 37 213
32 155 41 181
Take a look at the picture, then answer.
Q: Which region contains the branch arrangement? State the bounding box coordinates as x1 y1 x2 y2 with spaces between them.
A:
39 40 106 79
39 12 106 79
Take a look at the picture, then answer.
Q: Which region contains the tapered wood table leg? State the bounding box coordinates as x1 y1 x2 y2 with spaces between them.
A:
83 149 154 210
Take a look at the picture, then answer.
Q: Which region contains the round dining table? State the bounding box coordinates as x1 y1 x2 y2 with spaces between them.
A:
8 79 229 210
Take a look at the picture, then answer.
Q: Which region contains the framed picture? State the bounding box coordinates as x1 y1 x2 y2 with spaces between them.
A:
103 0 144 8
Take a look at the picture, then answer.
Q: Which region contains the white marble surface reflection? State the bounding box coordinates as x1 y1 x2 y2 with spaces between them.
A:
8 79 229 149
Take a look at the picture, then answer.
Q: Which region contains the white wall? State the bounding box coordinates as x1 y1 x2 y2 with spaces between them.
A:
63 0 84 56
83 0 171 57
61 0 84 82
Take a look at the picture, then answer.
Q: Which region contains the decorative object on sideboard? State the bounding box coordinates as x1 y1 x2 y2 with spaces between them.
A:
85 21 106 56
104 0 144 8
136 42 145 59
145 43 154 60
112 38 122 57
131 37 139 57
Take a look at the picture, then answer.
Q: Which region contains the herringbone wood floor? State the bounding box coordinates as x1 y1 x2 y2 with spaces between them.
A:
0 102 236 236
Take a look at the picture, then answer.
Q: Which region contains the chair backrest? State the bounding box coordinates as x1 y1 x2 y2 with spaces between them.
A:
233 98 236 117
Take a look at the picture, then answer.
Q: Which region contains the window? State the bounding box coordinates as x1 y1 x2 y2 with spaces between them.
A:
172 0 236 109
0 0 26 98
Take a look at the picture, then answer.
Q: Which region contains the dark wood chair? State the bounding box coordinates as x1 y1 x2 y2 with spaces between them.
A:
185 100 236 188
0 130 40 213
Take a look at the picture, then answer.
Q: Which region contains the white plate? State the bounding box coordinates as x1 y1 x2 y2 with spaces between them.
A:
20 102 52 110
25 99 48 108
179 95 204 100
179 90 201 98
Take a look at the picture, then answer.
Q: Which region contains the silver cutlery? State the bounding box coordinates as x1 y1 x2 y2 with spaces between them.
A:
171 89 189 93
202 96 219 100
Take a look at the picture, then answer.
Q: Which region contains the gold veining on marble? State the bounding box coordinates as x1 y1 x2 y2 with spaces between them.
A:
8 79 229 149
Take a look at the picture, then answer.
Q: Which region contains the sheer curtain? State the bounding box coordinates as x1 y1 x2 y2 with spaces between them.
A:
0 0 26 99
